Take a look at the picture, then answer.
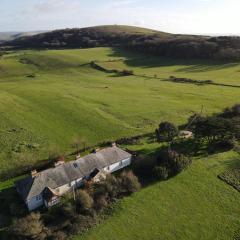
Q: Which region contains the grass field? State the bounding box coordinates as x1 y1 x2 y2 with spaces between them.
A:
0 47 240 239
0 47 240 177
73 150 240 240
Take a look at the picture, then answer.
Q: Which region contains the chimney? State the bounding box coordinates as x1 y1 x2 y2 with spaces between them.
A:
112 142 117 147
31 170 38 178
54 160 65 168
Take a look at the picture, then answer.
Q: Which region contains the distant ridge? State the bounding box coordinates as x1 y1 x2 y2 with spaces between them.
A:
0 30 47 43
1 25 240 60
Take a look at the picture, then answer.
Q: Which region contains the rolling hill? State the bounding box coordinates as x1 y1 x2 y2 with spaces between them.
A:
0 26 239 240
2 25 240 60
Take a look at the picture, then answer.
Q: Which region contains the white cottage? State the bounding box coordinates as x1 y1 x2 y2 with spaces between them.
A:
15 146 132 211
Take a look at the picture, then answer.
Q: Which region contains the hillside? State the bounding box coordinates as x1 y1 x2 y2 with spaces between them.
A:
2 25 240 60
0 47 240 180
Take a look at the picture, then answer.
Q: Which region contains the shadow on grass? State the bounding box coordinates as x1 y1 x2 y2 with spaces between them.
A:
107 48 240 72
0 187 27 229
133 137 238 187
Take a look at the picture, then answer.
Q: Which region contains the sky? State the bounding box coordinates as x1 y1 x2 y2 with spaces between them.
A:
0 0 239 35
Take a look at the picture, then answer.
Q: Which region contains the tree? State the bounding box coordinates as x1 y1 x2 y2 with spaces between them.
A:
156 121 178 142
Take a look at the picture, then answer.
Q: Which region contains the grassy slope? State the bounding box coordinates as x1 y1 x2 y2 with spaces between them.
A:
97 52 240 86
0 47 240 175
0 47 240 239
74 151 240 240
85 25 163 35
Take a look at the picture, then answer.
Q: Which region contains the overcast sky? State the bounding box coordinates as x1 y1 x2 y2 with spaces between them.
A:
0 0 239 35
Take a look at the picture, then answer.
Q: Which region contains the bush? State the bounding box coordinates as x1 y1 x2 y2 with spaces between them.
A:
120 69 134 76
157 149 192 175
49 231 67 240
104 174 119 198
10 212 45 239
93 174 119 202
60 201 76 219
70 214 96 234
118 170 141 194
153 166 169 180
94 194 108 211
172 152 192 174
76 190 93 211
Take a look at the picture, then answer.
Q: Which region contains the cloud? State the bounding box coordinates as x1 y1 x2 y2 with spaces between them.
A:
1 0 239 35
23 0 82 15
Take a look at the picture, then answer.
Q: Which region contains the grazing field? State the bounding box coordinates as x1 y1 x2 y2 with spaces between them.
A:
73 151 240 240
0 47 240 177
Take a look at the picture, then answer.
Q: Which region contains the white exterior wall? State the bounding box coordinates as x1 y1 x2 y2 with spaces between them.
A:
71 177 83 188
27 194 44 211
104 157 132 173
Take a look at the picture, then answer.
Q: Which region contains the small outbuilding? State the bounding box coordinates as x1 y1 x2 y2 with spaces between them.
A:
179 130 193 139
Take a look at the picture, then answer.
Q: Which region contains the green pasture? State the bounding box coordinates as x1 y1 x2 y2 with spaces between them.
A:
0 47 239 176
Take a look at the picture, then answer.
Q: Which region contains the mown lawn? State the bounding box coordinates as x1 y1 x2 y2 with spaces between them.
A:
73 151 240 240
0 47 240 178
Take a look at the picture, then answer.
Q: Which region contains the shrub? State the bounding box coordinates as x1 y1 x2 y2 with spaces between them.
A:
157 149 192 175
49 231 67 240
76 190 94 210
94 194 108 211
118 170 141 194
10 212 45 239
61 201 76 219
153 166 169 180
167 150 192 174
104 174 119 198
121 69 134 76
93 174 119 201
70 214 96 234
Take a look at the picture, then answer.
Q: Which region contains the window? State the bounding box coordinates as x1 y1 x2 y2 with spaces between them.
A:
36 195 42 201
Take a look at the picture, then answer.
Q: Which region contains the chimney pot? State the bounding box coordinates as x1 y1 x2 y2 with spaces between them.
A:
54 160 65 168
31 170 38 177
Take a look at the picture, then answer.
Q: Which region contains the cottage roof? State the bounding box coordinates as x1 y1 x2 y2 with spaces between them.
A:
15 146 131 201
